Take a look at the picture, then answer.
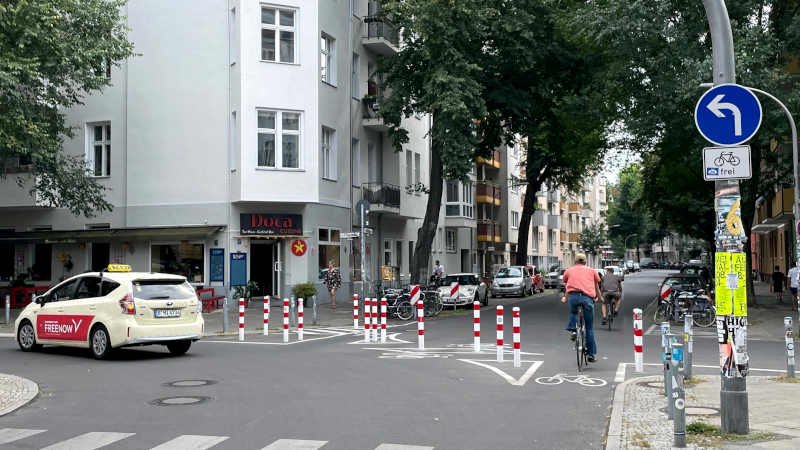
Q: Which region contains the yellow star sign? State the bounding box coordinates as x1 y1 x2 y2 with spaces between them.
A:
291 240 306 256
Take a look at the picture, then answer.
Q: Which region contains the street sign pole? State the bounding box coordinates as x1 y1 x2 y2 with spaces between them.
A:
701 0 749 434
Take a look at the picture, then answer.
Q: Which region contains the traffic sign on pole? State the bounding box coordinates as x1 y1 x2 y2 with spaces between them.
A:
702 145 751 180
695 84 762 146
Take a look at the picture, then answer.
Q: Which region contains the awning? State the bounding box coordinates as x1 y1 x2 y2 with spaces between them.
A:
0 225 226 243
750 214 791 234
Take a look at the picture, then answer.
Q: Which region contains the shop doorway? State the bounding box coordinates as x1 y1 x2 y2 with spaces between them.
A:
91 243 110 271
250 242 275 297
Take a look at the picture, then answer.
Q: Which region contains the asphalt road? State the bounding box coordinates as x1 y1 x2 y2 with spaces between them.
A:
0 270 789 449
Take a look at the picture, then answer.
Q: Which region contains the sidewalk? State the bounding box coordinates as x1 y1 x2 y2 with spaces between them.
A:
0 373 38 417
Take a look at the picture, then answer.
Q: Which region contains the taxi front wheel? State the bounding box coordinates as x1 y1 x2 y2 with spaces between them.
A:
166 340 192 356
17 321 42 352
90 325 112 360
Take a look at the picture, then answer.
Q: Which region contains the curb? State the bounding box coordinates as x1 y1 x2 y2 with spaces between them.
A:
0 374 39 417
606 374 659 450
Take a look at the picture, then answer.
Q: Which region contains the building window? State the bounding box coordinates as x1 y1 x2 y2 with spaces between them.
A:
31 243 52 281
261 6 296 63
318 227 341 273
446 180 474 218
87 122 111 177
414 153 421 184
511 211 519 228
351 139 360 187
257 109 301 169
151 243 204 283
383 239 392 266
0 243 13 282
321 126 336 180
445 229 457 253
405 150 412 186
320 33 335 84
396 240 403 269
351 53 359 97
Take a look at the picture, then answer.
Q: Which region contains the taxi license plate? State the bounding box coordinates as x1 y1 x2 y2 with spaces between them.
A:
154 309 181 318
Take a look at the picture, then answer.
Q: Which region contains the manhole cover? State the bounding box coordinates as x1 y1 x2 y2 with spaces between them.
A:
687 407 719 416
149 396 211 406
163 379 217 388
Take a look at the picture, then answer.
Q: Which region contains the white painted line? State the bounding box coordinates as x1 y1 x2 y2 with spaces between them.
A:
149 435 229 450
615 362 626 383
644 324 658 335
41 432 135 450
261 439 328 450
374 445 434 450
0 428 46 445
457 359 544 386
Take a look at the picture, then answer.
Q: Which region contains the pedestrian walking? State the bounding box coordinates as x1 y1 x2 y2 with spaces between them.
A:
788 262 799 311
772 265 785 304
323 260 341 309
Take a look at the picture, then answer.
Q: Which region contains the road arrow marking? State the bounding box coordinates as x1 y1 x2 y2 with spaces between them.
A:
456 359 544 386
707 94 742 136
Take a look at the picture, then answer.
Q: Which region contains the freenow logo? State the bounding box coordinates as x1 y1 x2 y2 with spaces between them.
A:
43 319 83 335
707 168 719 176
37 315 93 340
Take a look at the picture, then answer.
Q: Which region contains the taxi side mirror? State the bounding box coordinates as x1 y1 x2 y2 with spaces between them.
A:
33 295 44 305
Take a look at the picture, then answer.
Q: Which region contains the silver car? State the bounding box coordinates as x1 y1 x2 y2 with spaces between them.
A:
491 266 533 297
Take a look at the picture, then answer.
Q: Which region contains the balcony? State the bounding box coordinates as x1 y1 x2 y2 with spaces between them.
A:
569 232 580 243
362 96 389 132
476 150 501 169
532 210 546 227
361 182 400 214
477 220 501 243
475 182 501 206
560 231 568 243
547 214 560 230
568 201 581 214
362 16 399 55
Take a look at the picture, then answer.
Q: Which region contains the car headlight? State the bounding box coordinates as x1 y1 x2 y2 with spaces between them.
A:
492 281 499 287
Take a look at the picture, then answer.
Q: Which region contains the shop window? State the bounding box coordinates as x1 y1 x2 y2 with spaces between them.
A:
0 243 13 282
31 243 52 281
318 227 341 273
445 229 457 253
151 243 204 283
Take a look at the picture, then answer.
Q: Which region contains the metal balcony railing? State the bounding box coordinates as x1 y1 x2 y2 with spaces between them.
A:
361 182 400 209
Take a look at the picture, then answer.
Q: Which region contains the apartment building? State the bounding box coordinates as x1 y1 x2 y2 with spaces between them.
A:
0 0 436 300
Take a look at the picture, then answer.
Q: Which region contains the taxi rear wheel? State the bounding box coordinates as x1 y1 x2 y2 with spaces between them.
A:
17 321 42 352
90 325 112 360
166 340 192 356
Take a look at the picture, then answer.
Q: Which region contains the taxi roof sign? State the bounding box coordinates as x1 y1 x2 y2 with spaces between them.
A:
107 264 132 272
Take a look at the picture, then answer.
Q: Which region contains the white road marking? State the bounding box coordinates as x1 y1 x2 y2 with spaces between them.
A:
261 439 328 449
644 324 658 335
149 435 229 450
0 428 46 445
615 362 626 383
374 445 434 450
456 359 544 386
0 333 14 338
40 432 135 450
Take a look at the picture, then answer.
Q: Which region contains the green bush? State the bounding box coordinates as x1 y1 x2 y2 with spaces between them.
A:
292 282 317 300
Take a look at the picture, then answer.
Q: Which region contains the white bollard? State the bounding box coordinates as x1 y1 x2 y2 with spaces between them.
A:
282 298 289 343
512 307 521 368
263 296 270 336
410 285 421 311
633 308 644 373
364 298 371 343
238 298 245 342
297 298 304 341
371 298 378 342
353 294 359 330
473 301 481 353
450 282 459 308
496 305 504 362
380 298 387 343
417 299 425 349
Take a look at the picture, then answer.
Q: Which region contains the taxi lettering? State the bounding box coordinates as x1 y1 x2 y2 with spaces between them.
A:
37 315 94 340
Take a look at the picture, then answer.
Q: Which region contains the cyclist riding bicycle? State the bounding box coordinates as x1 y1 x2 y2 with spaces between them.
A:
561 253 601 363
600 267 623 326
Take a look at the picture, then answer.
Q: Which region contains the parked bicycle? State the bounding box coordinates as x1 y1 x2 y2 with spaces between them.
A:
653 288 716 327
380 287 414 321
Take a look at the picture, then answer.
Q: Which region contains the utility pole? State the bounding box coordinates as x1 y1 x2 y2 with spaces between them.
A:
701 0 749 434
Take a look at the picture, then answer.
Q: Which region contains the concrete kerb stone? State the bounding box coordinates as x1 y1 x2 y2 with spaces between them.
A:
0 373 38 417
606 374 643 450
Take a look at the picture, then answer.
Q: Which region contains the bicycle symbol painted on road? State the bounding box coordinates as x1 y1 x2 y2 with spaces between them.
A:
534 373 607 387
713 151 741 167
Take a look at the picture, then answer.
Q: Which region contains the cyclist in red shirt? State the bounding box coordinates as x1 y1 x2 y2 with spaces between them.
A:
560 253 601 362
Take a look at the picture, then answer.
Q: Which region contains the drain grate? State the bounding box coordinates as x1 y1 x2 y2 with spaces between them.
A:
149 396 211 406
163 379 217 388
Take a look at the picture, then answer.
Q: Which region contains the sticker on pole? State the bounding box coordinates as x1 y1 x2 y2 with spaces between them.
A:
695 84 762 146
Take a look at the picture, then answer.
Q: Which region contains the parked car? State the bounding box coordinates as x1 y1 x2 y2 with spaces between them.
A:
604 265 625 281
544 268 565 289
437 273 489 306
640 257 659 269
679 264 711 286
491 266 533 297
525 265 545 293
657 273 710 298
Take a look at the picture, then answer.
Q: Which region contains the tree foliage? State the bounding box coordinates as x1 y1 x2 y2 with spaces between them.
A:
0 0 134 216
578 222 607 258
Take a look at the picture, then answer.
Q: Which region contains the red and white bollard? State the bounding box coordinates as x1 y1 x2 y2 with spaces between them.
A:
512 307 521 368
353 294 359 330
496 305 504 362
410 285 421 311
371 298 378 343
450 282 460 306
417 299 425 349
263 296 270 336
238 298 245 341
282 298 289 343
297 298 304 341
380 298 387 343
473 301 481 352
364 298 371 343
633 308 644 373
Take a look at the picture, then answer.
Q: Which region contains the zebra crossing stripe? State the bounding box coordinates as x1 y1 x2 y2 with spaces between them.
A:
40 432 135 450
149 435 229 450
0 428 46 444
374 445 435 450
261 439 328 449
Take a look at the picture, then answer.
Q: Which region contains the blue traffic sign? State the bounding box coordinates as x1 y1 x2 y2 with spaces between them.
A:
695 84 762 146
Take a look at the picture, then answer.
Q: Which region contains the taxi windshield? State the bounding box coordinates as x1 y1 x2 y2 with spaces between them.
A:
132 279 195 300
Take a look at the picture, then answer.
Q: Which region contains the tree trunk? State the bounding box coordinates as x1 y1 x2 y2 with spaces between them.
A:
514 182 537 266
411 141 443 285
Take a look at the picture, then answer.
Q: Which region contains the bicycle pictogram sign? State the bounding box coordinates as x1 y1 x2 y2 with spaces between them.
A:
713 151 741 167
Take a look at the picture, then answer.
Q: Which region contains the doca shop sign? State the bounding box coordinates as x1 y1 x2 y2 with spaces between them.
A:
240 213 302 236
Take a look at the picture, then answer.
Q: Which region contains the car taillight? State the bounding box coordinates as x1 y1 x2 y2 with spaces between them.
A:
120 293 136 315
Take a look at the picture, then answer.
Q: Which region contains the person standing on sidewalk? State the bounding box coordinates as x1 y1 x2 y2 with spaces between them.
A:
771 265 785 304
561 253 602 363
787 262 799 311
323 260 341 309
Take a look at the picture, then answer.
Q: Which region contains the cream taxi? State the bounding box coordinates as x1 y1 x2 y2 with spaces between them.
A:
15 264 204 359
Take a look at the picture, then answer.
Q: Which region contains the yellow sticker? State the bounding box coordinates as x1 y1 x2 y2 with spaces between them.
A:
715 252 732 315
731 253 747 316
725 200 744 236
107 264 132 272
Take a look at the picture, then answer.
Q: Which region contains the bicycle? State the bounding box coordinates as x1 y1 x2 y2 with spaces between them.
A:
653 289 716 327
381 287 414 321
535 373 607 387
575 304 589 371
601 292 619 331
713 151 741 166
422 290 443 317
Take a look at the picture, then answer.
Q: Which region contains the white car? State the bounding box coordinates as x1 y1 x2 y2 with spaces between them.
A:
604 265 625 280
437 273 489 306
15 264 204 359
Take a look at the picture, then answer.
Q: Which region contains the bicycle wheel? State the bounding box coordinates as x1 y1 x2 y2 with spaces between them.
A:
535 375 564 385
433 293 444 316
730 155 741 166
653 302 670 323
693 305 716 327
396 301 414 321
577 376 608 387
607 309 613 331
576 325 585 372
713 157 725 166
